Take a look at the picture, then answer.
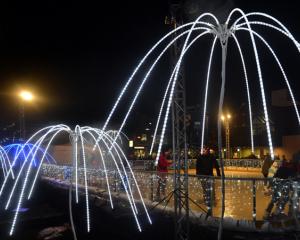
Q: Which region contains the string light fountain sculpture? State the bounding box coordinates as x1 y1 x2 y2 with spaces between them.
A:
94 8 300 240
4 143 57 167
0 124 151 238
0 145 14 179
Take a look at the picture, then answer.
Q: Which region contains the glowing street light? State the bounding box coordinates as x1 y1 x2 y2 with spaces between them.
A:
221 113 231 159
19 90 33 102
18 90 34 140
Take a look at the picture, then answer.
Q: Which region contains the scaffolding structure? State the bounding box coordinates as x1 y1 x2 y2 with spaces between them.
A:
168 2 190 240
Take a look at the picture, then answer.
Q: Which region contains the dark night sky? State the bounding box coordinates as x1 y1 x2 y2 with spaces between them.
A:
0 0 299 135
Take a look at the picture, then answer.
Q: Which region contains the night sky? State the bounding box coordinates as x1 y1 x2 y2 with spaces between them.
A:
0 0 299 137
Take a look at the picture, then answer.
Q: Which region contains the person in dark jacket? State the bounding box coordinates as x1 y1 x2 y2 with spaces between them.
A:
261 153 274 187
196 147 221 215
196 148 221 176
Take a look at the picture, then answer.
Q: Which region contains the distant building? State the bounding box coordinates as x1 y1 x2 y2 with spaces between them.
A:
272 88 299 107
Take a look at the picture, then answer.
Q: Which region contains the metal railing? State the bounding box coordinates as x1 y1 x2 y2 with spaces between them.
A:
41 164 300 227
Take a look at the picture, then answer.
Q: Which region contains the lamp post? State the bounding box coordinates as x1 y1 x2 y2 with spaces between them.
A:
18 90 33 140
221 113 231 159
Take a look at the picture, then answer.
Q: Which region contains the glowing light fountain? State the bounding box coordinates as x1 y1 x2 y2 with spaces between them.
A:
0 124 151 237
0 145 14 179
94 8 300 239
106 129 129 145
4 143 57 167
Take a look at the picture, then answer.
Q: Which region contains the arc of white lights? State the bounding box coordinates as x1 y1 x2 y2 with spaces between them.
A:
235 21 300 53
27 127 72 200
10 128 68 236
0 149 7 178
5 126 65 210
0 146 11 178
95 128 152 225
85 128 138 214
232 12 300 52
89 128 142 231
156 12 218 163
231 33 254 153
95 21 214 147
236 27 300 126
74 131 79 203
83 129 114 209
78 126 91 232
0 148 9 176
228 8 274 159
0 125 67 197
0 146 14 179
148 27 212 155
200 36 218 154
85 126 151 225
86 127 139 214
110 27 212 152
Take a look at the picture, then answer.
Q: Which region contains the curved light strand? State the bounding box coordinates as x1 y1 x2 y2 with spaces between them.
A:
228 8 274 159
9 128 68 235
156 13 218 163
236 27 300 126
110 27 212 152
146 28 212 154
94 21 214 147
200 36 218 153
231 33 255 153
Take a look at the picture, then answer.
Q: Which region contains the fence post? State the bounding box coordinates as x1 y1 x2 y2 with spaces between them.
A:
252 179 256 222
150 172 154 202
210 177 214 216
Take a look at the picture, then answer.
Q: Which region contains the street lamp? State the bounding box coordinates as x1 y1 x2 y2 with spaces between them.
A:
18 90 34 140
221 113 231 159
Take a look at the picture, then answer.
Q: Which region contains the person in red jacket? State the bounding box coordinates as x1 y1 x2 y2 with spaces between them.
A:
156 150 172 201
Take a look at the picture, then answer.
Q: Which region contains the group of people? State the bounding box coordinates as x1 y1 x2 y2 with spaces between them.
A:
155 147 300 220
262 152 300 220
155 147 221 212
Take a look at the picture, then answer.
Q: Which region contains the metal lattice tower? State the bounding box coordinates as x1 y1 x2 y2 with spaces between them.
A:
225 120 230 159
19 104 25 140
168 2 189 239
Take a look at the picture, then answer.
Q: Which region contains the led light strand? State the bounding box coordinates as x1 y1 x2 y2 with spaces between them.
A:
0 125 64 197
95 129 142 231
231 33 254 153
200 36 218 154
10 128 67 235
156 15 215 163
74 126 79 203
149 27 212 154
94 21 213 148
27 127 71 200
83 129 114 209
229 8 274 159
98 129 152 224
110 28 211 152
78 126 91 232
233 12 300 52
5 127 61 210
236 27 300 126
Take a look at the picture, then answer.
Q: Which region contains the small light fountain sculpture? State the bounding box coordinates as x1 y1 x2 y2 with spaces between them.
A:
4 143 57 167
0 145 14 179
0 124 151 238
